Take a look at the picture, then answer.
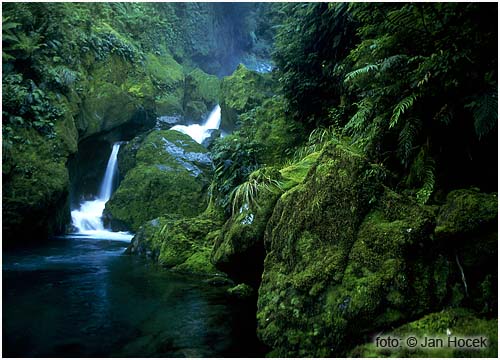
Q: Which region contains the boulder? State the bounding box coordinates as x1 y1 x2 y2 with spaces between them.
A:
127 206 225 276
256 142 448 356
227 283 254 299
219 64 275 130
435 189 497 313
104 130 213 231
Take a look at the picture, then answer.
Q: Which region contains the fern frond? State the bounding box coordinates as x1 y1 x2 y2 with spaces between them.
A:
416 161 435 204
344 99 373 135
406 147 435 204
398 117 421 167
344 64 379 83
390 94 417 129
380 54 408 72
465 92 497 139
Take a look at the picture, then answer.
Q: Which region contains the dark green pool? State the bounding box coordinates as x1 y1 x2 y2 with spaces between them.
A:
3 237 264 357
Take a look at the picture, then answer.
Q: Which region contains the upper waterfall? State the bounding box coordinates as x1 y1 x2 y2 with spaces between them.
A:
171 105 221 144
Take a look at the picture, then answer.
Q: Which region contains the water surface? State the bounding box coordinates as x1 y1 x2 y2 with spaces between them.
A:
3 237 263 357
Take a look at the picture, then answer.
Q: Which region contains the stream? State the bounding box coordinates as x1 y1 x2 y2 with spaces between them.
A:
2 236 263 357
3 106 265 357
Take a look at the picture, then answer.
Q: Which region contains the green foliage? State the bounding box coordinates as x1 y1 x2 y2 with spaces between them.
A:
273 2 357 127
211 134 263 211
465 91 498 139
229 167 283 215
389 94 418 129
406 147 436 204
275 2 497 201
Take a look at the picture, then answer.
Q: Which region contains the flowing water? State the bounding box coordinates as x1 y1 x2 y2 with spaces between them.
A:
3 237 264 357
171 105 221 144
3 112 265 357
70 143 133 241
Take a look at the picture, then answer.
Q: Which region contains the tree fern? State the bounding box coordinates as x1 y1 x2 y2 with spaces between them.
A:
389 94 417 129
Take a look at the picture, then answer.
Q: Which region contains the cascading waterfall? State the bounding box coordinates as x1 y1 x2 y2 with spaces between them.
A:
70 143 133 241
171 105 221 144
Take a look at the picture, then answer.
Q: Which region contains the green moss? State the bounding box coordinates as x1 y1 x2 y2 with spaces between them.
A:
219 64 275 129
349 308 498 358
128 209 225 276
256 143 448 357
279 152 320 190
105 130 213 230
184 100 208 120
184 68 220 107
155 93 184 115
227 283 254 298
145 52 184 89
435 189 497 238
3 127 71 243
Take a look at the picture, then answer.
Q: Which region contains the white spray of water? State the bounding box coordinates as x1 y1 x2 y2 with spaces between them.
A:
70 143 133 241
171 105 221 144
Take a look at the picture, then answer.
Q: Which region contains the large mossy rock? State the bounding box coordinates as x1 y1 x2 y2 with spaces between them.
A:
211 156 319 286
3 123 77 244
183 68 220 121
219 64 275 130
104 130 213 231
435 189 498 313
127 206 225 276
256 142 446 356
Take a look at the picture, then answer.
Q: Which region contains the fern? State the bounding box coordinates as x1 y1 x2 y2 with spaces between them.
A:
344 99 373 135
406 147 435 204
397 117 421 167
380 54 408 72
389 94 417 129
465 92 497 139
416 163 435 204
344 64 379 83
229 168 283 215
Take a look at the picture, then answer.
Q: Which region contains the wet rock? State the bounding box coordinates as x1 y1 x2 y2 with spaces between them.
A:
104 130 213 231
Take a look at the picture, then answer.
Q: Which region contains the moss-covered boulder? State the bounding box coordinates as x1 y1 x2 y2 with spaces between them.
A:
211 158 318 286
227 283 254 299
3 125 77 244
349 308 497 358
435 189 498 314
127 206 225 276
104 130 213 231
256 142 448 357
183 68 220 120
219 64 275 130
211 169 282 286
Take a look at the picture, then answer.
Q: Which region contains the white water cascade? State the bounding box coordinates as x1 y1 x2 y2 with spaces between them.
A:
70 143 133 241
171 105 221 144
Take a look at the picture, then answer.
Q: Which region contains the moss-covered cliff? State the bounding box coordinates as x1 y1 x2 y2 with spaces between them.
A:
2 2 271 244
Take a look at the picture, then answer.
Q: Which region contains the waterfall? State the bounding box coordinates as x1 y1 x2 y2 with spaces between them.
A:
99 143 120 201
70 143 133 241
171 105 221 144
